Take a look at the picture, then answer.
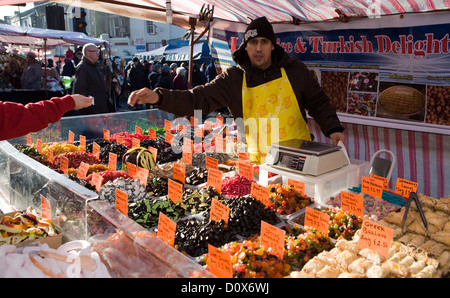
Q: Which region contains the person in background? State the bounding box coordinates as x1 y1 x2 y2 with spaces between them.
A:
21 52 42 90
205 58 217 83
127 57 147 93
155 64 174 89
148 63 162 90
6 57 22 89
73 46 83 66
0 94 93 141
128 17 345 164
169 63 178 80
173 66 188 90
192 63 207 87
72 43 111 115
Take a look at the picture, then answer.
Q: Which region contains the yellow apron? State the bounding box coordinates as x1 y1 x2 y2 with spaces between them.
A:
242 68 311 164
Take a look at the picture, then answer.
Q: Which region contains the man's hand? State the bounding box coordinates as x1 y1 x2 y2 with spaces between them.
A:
330 132 345 146
128 87 159 106
72 94 94 109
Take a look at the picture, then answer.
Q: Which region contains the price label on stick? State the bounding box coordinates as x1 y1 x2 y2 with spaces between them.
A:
108 152 117 171
40 195 52 220
126 162 137 179
304 207 330 235
116 134 124 145
207 168 222 193
60 155 69 174
92 142 100 160
340 191 364 218
26 134 31 146
79 135 86 151
210 198 230 224
135 125 142 135
164 119 172 131
361 176 383 198
287 179 305 195
208 244 233 278
394 177 418 199
148 146 157 162
68 130 74 145
370 174 389 191
136 166 149 186
132 137 140 148
157 212 177 246
91 172 103 192
148 128 156 140
238 160 253 180
251 183 270 207
173 163 185 184
77 162 90 180
260 220 285 260
205 156 219 171
358 220 394 259
103 129 110 141
168 179 183 204
115 188 128 216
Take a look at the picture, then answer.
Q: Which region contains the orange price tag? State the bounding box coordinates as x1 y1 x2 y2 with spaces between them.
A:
210 198 230 224
195 128 204 138
238 151 250 162
116 134 124 145
77 162 90 180
207 168 223 194
36 139 43 153
205 156 219 171
214 134 223 152
91 172 103 192
287 179 305 195
168 179 183 204
370 174 389 191
394 177 418 199
126 162 137 179
148 128 156 140
183 137 193 152
148 146 158 162
157 212 177 246
173 163 186 184
361 176 383 198
251 183 270 207
108 152 117 170
26 134 31 146
164 119 172 131
238 160 253 180
92 142 100 160
79 135 86 151
115 188 128 216
136 167 149 186
60 155 69 174
304 207 330 235
340 191 364 218
182 151 192 165
165 132 174 145
260 220 285 260
132 137 140 148
216 115 224 127
103 129 110 141
204 120 212 131
358 220 394 259
68 130 74 145
135 125 142 134
208 244 233 278
40 195 52 220
47 149 54 163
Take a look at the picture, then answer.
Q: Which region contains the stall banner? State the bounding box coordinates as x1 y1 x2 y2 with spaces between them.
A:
209 12 450 133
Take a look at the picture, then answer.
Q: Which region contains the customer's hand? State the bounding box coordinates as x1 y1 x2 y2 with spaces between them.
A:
330 132 345 146
128 87 159 106
72 94 94 109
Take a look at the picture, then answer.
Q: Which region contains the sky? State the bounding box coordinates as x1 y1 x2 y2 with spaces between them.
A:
0 3 35 20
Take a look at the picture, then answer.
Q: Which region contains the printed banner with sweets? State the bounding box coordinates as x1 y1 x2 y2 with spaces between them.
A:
209 12 450 133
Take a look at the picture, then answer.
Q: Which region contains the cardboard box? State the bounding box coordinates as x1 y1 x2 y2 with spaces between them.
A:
0 211 62 249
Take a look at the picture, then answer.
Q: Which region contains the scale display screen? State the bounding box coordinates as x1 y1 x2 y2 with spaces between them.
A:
278 152 307 171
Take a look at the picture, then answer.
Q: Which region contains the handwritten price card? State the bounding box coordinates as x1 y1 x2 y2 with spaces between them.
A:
135 125 142 134
36 139 43 153
205 156 219 171
108 152 117 170
165 132 174 145
361 176 383 198
182 151 192 165
210 198 230 224
79 135 86 151
340 191 364 218
195 128 204 138
238 160 253 180
214 134 224 152
116 134 124 145
126 162 137 179
68 130 75 144
260 221 285 260
238 151 250 162
173 163 186 184
394 177 418 199
168 179 183 204
91 172 103 192
131 137 140 148
157 212 177 246
77 162 90 180
92 142 100 160
60 155 69 174
251 183 270 207
148 128 156 140
103 129 110 141
47 149 54 164
26 134 31 146
40 195 52 220
164 119 172 131
136 167 149 186
208 244 233 278
358 220 394 259
370 174 389 191
204 120 212 131
207 168 223 193
115 188 128 216
304 207 330 235
287 179 305 195
148 146 158 162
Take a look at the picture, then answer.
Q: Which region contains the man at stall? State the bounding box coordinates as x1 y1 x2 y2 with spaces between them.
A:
128 17 345 163
0 94 93 141
72 43 111 115
20 52 42 90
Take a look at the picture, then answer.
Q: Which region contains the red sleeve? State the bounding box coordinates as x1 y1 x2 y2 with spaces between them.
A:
0 95 75 141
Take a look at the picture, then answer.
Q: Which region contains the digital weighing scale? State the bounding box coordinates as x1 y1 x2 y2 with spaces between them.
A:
266 139 349 176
